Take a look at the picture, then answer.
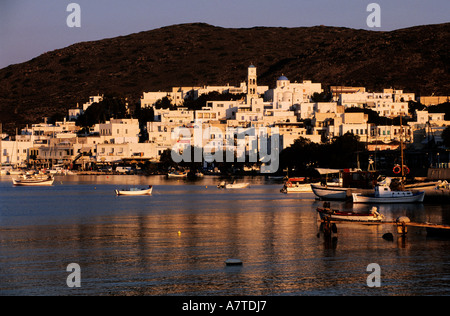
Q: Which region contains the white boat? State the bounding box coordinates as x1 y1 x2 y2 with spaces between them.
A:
12 174 54 186
352 183 425 203
9 170 24 175
310 183 349 200
167 171 188 178
217 181 250 189
281 178 318 193
317 204 384 222
115 186 153 196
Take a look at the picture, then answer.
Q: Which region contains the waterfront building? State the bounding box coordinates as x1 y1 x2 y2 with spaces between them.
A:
94 118 140 144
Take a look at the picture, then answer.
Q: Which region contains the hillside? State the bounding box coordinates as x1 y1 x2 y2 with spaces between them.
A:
0 22 449 134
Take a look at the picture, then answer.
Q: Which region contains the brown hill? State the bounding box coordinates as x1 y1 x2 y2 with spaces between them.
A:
1 22 449 134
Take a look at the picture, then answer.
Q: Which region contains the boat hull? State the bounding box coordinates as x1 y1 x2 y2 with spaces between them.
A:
352 191 425 203
115 187 153 196
311 184 349 200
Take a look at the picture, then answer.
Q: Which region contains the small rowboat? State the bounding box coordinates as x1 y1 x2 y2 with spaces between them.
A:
115 186 153 196
317 204 384 222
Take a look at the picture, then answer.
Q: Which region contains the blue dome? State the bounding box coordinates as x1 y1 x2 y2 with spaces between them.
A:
277 75 289 81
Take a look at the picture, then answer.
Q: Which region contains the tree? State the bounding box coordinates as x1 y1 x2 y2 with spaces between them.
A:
76 96 128 127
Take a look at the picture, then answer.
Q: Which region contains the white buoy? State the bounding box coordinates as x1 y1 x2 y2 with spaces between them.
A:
225 259 243 266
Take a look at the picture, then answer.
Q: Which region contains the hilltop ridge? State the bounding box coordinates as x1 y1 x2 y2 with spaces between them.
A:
1 22 449 133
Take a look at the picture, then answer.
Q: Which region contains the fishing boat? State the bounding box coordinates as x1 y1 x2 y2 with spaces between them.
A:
352 184 425 203
12 174 54 186
217 181 250 189
317 203 384 222
281 178 318 193
115 186 153 196
311 168 377 201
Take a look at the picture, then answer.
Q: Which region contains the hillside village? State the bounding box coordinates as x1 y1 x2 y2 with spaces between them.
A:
1 65 449 174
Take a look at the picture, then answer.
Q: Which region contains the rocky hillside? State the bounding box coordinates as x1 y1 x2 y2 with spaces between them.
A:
1 22 449 134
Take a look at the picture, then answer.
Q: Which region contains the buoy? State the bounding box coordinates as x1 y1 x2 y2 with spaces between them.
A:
382 232 394 241
225 259 243 266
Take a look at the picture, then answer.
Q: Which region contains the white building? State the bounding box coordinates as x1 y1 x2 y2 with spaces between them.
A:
265 76 322 110
95 118 140 144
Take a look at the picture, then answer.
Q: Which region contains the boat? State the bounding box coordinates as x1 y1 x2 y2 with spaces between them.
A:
12 174 54 186
311 168 377 201
167 171 188 178
281 178 318 193
317 203 384 222
115 186 153 196
217 181 250 189
310 183 350 200
352 178 425 203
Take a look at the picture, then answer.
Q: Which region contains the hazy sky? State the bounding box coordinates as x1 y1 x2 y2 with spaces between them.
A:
1 0 449 68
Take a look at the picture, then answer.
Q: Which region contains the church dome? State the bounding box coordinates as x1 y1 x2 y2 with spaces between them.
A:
277 75 289 81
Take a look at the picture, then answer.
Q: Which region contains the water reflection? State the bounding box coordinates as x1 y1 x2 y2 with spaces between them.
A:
0 175 449 295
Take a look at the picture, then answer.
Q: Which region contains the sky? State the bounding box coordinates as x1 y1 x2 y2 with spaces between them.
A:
0 0 449 68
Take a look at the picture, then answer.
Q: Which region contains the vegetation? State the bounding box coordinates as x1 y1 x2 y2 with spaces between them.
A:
76 95 128 128
279 133 362 174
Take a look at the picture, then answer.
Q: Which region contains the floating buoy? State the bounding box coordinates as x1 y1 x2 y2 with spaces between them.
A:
225 259 243 266
382 232 394 241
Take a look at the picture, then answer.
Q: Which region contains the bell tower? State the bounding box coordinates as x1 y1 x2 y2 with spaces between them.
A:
247 64 258 102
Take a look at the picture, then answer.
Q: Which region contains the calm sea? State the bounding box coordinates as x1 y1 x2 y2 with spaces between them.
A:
0 175 449 296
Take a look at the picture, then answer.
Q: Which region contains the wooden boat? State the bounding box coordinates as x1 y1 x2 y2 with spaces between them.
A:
317 203 384 222
311 168 378 201
310 183 349 200
115 186 153 196
167 171 188 178
217 181 250 189
281 178 318 193
12 174 54 186
352 183 425 203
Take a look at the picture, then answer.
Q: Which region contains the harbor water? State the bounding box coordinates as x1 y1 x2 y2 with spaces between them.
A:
1 175 449 296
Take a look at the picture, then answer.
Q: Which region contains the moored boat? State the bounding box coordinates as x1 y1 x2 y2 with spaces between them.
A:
115 186 153 196
352 182 425 203
217 181 250 189
317 203 384 222
12 174 54 186
310 183 349 200
281 178 318 193
167 171 188 178
311 168 377 201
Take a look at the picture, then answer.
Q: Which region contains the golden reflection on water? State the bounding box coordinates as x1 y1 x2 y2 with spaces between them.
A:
1 175 450 295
